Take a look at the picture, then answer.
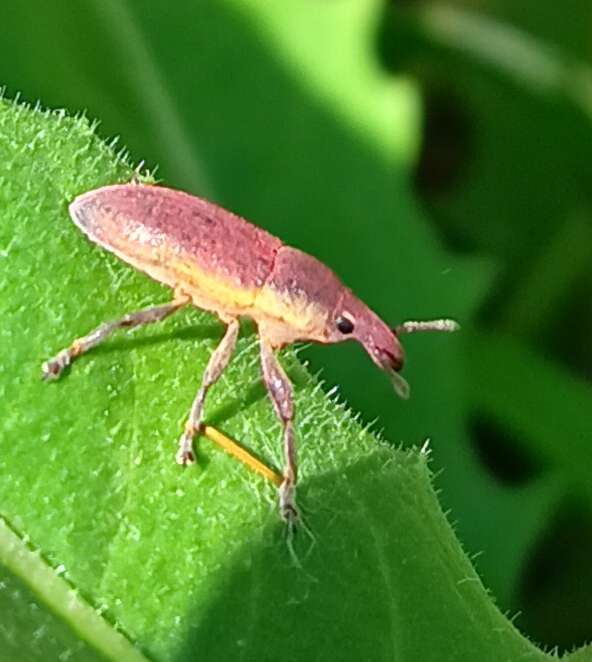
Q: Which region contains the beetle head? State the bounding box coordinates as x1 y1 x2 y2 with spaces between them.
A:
330 289 459 399
329 290 410 398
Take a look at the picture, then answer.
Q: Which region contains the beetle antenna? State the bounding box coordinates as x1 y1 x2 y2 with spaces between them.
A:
394 318 460 336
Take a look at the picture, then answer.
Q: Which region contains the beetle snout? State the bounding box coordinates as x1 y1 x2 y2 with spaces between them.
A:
374 344 404 374
371 345 409 399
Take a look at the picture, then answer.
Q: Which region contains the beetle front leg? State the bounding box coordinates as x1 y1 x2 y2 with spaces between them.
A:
177 318 240 465
259 338 298 523
42 293 189 380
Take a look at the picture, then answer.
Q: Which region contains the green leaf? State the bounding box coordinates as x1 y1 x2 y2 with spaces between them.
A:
0 89 559 661
0 518 146 662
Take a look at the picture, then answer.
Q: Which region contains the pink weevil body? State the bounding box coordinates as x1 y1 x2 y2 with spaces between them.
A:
43 182 458 522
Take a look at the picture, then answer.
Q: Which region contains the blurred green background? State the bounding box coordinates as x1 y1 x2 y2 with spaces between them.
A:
1 0 591 655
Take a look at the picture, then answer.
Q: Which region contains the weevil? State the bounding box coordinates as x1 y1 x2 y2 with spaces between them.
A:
42 182 458 522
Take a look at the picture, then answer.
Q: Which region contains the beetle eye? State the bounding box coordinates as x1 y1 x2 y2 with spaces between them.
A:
336 315 354 334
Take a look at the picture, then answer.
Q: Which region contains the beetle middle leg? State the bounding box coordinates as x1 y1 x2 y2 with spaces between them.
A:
259 338 298 524
176 318 240 465
42 292 190 380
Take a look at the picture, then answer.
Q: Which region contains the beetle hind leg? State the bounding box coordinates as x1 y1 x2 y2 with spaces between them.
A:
176 318 240 465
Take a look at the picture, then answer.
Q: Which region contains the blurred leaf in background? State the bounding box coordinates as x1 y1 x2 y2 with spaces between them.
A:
0 0 591 658
379 0 592 649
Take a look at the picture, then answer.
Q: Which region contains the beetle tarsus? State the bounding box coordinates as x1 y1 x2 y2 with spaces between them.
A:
41 350 72 381
279 479 299 525
175 437 197 465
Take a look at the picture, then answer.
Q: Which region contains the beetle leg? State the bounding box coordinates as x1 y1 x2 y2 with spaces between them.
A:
259 338 298 524
42 293 190 380
176 318 240 465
